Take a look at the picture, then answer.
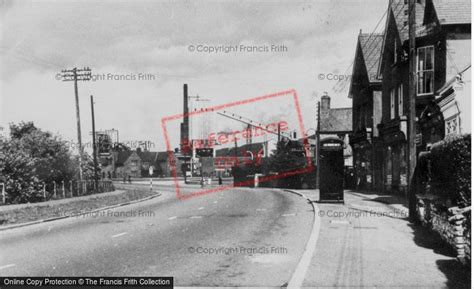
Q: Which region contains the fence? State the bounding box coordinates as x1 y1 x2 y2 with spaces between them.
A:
0 180 115 205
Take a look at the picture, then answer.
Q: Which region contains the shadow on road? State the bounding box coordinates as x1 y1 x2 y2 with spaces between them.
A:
408 223 470 288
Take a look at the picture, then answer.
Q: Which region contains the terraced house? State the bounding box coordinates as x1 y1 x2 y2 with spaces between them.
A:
349 32 384 191
350 0 471 195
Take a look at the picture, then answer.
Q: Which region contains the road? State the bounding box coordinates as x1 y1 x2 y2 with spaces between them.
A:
0 184 469 288
0 185 314 287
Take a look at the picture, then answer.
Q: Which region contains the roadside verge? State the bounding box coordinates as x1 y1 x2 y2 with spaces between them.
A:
0 188 162 231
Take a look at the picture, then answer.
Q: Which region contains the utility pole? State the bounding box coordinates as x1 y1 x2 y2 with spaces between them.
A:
316 101 321 189
61 67 92 182
407 0 417 221
90 95 99 189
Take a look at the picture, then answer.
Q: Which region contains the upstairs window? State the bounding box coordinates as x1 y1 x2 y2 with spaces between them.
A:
398 84 404 116
417 46 434 95
390 89 395 119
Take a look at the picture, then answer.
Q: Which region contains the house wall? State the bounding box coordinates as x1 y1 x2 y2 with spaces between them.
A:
445 39 471 135
116 152 141 178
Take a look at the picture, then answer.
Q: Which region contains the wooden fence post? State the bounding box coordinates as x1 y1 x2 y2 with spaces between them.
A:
62 181 65 198
1 183 5 204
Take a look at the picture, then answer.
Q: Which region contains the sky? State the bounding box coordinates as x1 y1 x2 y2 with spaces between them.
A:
1 0 388 153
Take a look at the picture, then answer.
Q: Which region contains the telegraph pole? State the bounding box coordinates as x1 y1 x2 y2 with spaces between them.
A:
316 101 321 189
61 67 91 182
407 0 417 220
90 95 99 189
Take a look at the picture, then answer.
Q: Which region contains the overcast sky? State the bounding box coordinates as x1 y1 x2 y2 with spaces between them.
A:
1 0 387 152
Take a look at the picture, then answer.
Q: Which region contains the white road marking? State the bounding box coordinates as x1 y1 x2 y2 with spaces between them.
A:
330 220 350 224
111 232 128 238
190 216 202 219
282 213 297 217
0 264 16 270
256 208 267 211
213 201 218 204
198 207 204 210
287 193 321 289
168 216 178 220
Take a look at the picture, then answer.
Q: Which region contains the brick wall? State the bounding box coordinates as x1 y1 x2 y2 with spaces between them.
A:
416 197 471 264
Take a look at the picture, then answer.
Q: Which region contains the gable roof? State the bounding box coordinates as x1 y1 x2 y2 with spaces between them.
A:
427 0 471 25
320 108 353 133
115 151 134 166
390 0 425 42
349 33 384 98
137 151 157 163
377 0 425 77
156 151 170 162
359 33 384 83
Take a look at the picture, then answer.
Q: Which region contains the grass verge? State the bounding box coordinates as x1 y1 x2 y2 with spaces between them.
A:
0 188 159 226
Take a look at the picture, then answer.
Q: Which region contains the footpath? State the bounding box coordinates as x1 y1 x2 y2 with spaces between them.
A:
291 189 470 288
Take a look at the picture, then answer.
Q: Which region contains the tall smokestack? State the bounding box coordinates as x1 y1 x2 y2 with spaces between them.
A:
180 84 190 154
183 84 189 127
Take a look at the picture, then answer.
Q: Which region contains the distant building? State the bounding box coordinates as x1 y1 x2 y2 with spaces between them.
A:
318 93 353 166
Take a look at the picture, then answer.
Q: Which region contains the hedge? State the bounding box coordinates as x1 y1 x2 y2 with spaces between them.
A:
428 134 471 208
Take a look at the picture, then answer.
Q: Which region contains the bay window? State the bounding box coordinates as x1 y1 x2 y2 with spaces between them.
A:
417 46 434 95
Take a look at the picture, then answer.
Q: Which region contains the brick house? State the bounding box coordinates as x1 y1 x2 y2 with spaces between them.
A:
318 93 353 167
115 151 143 178
349 32 384 191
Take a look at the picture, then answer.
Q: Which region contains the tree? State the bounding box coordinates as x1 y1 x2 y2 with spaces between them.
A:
2 122 77 203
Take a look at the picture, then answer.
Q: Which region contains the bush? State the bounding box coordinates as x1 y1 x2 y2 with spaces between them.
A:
428 134 471 208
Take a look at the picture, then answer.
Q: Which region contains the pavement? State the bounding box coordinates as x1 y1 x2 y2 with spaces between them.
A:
292 189 470 288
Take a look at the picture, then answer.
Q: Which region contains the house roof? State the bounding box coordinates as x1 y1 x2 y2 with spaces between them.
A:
320 108 353 133
359 33 384 83
137 151 157 163
390 0 425 42
429 0 471 25
115 151 134 166
377 0 425 78
156 151 170 162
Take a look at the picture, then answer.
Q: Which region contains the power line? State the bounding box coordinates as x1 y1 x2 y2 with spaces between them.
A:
334 0 408 94
331 3 391 93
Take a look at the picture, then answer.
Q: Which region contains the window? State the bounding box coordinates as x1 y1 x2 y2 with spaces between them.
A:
390 89 395 119
417 46 434 95
398 84 404 116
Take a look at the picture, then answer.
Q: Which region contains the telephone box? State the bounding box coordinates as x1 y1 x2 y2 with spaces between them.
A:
319 137 344 203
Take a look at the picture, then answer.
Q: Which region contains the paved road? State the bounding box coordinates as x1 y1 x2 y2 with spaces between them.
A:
0 186 313 287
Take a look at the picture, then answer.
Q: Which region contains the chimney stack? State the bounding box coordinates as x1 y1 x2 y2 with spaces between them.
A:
180 84 190 154
321 92 330 111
